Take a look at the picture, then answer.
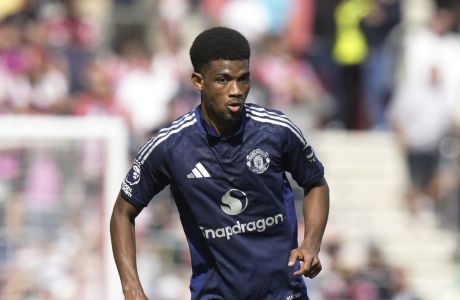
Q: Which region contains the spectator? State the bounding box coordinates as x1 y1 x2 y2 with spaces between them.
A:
2 43 69 114
72 59 130 121
40 0 100 92
332 0 371 129
319 235 350 300
72 59 131 194
254 34 334 130
115 39 178 148
361 243 393 299
388 7 460 216
361 0 401 129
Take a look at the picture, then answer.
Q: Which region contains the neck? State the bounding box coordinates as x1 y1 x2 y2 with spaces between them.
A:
201 108 239 137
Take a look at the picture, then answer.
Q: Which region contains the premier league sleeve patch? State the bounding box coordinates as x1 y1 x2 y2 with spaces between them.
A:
246 149 270 174
125 160 142 186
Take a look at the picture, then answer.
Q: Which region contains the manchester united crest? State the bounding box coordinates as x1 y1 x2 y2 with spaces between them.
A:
246 149 270 174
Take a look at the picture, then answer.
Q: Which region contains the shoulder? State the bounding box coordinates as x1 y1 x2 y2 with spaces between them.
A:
244 103 306 143
136 111 198 164
245 103 290 128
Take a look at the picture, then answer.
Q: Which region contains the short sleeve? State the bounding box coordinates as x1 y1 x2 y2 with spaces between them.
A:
282 124 324 189
120 137 171 207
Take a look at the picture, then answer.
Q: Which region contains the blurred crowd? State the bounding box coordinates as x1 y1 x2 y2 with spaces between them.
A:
0 144 107 299
1 0 460 299
310 235 419 300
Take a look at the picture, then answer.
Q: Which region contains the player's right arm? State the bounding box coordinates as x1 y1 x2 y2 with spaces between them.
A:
110 192 149 300
111 127 172 299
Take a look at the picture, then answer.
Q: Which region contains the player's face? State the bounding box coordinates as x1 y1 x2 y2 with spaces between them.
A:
192 59 250 134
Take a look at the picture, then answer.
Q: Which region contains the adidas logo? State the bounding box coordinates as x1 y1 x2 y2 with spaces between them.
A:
187 162 211 178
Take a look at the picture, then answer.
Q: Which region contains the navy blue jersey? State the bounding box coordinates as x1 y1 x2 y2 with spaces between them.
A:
120 103 324 300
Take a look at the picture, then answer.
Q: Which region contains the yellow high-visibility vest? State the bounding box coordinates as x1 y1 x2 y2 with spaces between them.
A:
333 0 370 65
0 0 24 20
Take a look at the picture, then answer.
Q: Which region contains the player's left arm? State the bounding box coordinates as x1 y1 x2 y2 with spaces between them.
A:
289 177 329 278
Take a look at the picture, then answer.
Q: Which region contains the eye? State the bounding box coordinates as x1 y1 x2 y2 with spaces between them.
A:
216 77 228 84
239 75 250 83
238 74 250 83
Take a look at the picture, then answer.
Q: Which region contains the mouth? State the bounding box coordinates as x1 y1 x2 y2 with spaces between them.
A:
227 101 243 113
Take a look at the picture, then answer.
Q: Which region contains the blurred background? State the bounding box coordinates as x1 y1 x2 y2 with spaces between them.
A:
1 0 460 299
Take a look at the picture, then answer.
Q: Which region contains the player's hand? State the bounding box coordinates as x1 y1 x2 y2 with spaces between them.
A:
288 246 322 278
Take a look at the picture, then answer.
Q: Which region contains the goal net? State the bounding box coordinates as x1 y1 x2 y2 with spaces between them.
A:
0 116 128 300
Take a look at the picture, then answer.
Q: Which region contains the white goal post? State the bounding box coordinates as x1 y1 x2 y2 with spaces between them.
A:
0 116 128 300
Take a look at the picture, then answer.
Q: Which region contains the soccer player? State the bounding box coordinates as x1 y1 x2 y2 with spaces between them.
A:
110 27 330 300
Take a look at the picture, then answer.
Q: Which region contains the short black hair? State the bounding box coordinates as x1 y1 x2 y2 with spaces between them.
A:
189 27 250 73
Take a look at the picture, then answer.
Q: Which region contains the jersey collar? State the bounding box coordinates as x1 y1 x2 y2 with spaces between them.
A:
194 105 246 139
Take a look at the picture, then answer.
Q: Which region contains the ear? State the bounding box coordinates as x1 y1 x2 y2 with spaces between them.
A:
191 72 203 92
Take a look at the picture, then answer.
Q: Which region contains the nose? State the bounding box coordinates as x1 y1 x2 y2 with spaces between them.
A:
229 80 243 97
